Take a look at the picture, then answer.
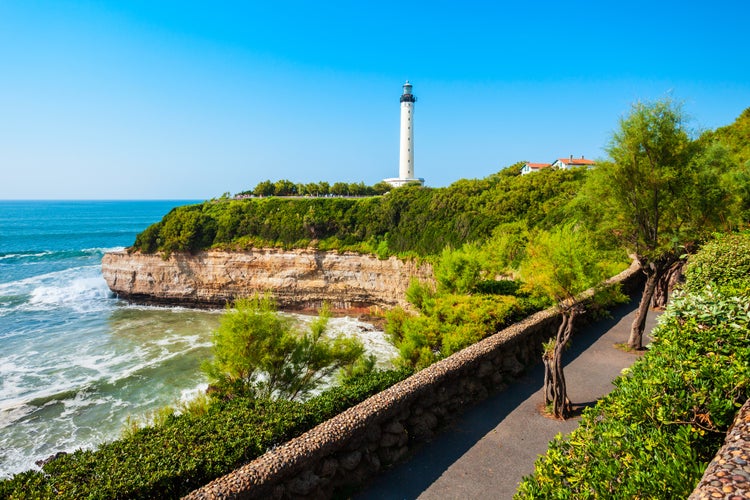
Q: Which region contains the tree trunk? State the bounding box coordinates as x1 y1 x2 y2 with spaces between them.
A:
651 260 684 309
628 267 658 350
543 309 576 419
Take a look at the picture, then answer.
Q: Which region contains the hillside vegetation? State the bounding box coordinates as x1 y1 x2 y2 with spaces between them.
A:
131 164 587 257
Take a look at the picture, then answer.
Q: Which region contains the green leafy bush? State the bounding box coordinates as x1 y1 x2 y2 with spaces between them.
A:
203 296 364 401
682 231 750 293
515 232 750 499
388 293 531 370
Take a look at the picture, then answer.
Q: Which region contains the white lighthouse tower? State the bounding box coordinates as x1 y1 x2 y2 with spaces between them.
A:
385 81 424 187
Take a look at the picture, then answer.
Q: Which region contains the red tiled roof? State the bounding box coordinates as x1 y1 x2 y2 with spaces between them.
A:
526 163 551 169
557 157 596 165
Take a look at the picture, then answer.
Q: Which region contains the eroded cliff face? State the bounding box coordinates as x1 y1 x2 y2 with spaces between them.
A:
101 249 433 310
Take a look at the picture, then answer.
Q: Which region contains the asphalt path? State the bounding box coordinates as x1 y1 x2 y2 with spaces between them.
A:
356 295 660 500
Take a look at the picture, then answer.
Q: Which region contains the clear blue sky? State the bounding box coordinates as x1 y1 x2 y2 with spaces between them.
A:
1 1 748 199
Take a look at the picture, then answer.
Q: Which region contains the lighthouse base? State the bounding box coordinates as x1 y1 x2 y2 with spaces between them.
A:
383 177 425 188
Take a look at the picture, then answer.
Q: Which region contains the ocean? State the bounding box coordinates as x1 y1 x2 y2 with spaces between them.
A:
0 200 397 479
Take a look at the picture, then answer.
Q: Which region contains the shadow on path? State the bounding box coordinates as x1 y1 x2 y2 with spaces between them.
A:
356 295 654 500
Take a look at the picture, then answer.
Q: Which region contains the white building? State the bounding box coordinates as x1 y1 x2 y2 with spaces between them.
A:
550 156 596 170
521 156 596 175
520 162 552 175
384 81 424 187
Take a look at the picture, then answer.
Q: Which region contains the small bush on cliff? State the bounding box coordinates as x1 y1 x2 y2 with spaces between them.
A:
515 232 750 498
203 296 365 401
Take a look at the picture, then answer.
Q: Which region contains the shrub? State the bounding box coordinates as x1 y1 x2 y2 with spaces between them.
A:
387 293 531 370
203 296 364 401
682 231 750 293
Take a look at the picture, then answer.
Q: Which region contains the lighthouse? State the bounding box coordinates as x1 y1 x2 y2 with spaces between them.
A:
384 81 425 187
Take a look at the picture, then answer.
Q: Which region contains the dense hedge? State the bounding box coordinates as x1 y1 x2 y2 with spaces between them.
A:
0 369 410 499
682 232 750 293
131 167 588 257
515 232 750 499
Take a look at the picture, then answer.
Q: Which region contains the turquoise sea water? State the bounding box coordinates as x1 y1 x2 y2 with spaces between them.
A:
0 201 396 479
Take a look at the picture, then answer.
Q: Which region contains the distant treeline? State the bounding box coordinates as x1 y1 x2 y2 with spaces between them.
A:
132 162 587 257
236 179 393 198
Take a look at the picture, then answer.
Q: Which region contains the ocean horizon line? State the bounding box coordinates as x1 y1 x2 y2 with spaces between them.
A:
0 198 205 202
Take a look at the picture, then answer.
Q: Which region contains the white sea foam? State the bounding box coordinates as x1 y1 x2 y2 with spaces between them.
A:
0 251 53 261
0 265 102 294
28 276 113 313
291 314 398 367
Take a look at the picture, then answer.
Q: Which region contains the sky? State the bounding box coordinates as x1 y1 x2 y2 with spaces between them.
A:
1 1 749 199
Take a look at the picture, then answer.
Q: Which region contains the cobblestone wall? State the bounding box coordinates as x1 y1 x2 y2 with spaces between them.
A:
688 399 750 500
185 263 643 499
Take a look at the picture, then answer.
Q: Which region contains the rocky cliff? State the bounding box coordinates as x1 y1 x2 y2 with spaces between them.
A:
101 249 433 310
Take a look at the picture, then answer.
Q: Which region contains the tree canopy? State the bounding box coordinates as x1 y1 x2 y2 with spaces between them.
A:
133 166 590 258
583 99 737 348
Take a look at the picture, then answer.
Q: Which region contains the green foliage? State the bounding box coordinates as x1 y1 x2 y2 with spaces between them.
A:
0 369 410 499
203 296 364 401
516 234 750 498
435 244 484 294
584 99 738 264
699 107 750 169
701 109 750 222
520 225 607 306
683 231 750 293
131 167 590 258
387 293 530 370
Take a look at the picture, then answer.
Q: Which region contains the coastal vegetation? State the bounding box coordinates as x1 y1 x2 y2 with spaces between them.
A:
519 225 624 419
0 367 410 499
237 179 393 197
131 162 586 258
516 231 750 498
203 296 367 402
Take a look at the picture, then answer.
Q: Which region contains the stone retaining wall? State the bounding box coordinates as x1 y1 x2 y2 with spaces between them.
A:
185 263 644 499
688 399 750 499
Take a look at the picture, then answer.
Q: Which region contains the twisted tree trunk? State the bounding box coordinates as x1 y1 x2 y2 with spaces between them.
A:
651 260 685 309
629 256 676 349
543 308 577 419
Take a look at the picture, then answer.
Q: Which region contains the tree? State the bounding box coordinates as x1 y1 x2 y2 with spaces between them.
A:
203 296 364 401
520 225 610 419
274 179 297 196
330 182 349 196
253 180 275 197
586 99 734 349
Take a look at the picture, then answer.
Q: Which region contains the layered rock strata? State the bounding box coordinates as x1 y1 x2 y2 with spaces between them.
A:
101 249 433 310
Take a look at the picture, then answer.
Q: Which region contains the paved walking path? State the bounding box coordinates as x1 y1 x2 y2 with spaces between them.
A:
357 296 660 500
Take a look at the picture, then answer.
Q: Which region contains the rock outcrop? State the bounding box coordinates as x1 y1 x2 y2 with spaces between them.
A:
101 249 433 310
